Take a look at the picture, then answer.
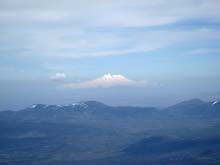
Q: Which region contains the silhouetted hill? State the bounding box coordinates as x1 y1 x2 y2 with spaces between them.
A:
0 99 220 164
166 98 220 116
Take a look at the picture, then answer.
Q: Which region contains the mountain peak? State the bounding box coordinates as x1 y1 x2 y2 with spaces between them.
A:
167 98 205 112
82 101 108 108
102 73 124 79
176 98 205 106
185 98 204 104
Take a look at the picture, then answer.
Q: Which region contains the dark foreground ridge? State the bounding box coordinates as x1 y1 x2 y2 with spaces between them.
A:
0 99 220 165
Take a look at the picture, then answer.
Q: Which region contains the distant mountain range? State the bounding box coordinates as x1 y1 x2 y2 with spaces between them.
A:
166 98 220 116
0 99 219 123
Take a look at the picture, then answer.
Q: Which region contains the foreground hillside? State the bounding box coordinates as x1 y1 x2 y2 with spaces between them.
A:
0 99 220 164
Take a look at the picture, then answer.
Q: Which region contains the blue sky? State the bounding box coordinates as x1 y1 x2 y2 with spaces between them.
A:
0 0 220 110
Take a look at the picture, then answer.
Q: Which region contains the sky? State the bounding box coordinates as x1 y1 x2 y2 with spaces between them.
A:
0 0 220 110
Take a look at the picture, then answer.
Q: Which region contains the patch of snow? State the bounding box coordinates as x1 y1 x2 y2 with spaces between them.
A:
31 104 37 108
71 102 88 109
30 104 48 109
71 103 78 106
212 101 219 105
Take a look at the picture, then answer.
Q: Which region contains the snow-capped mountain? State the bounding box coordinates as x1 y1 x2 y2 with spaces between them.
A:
0 99 220 123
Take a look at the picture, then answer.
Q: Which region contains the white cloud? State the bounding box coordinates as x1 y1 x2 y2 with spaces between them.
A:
184 48 220 55
4 27 220 59
49 73 66 81
1 0 220 58
64 73 147 89
1 0 220 27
